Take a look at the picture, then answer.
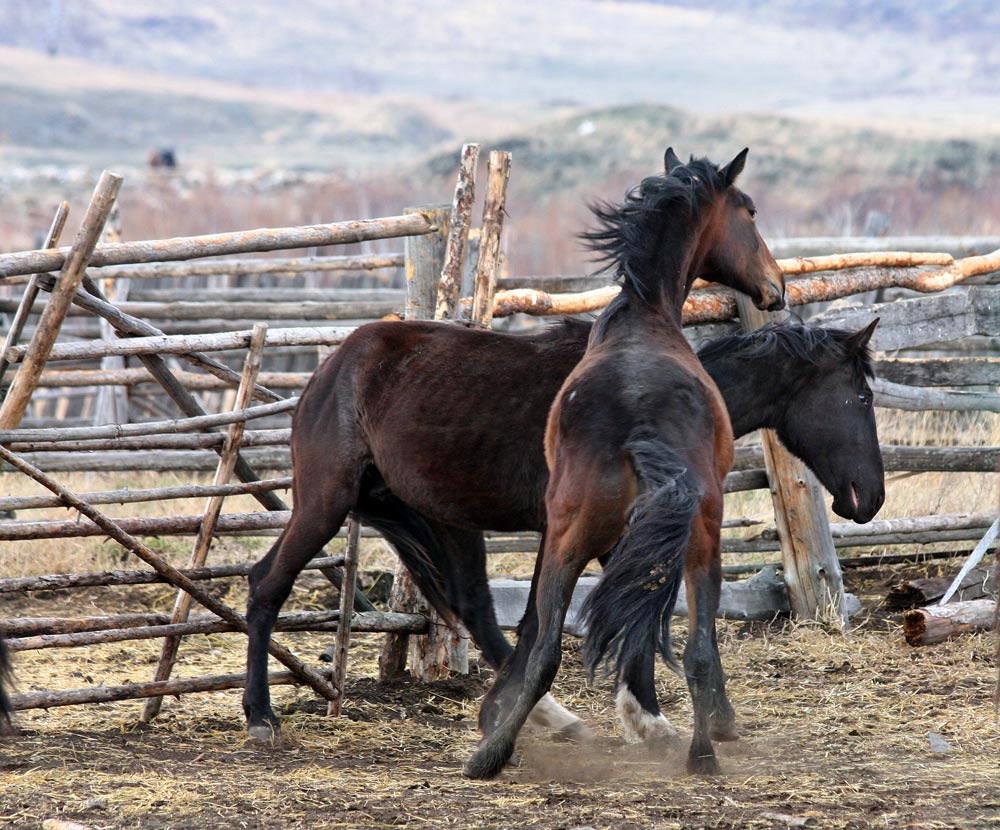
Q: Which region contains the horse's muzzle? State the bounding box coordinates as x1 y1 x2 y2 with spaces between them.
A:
754 280 786 312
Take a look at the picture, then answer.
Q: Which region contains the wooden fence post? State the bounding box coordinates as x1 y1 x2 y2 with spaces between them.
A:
0 172 122 430
380 205 469 682
734 293 847 626
94 205 130 425
470 152 513 328
435 143 480 321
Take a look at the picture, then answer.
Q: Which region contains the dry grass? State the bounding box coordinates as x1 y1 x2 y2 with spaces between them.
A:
0 575 997 829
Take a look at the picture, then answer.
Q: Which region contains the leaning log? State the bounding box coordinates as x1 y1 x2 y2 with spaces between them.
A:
903 599 998 646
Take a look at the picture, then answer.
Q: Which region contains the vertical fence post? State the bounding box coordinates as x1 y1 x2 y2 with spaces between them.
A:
94 204 130 425
470 151 513 328
435 143 480 321
379 205 468 682
735 293 847 627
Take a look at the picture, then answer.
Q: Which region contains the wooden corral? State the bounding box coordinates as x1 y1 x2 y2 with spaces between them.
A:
0 151 998 721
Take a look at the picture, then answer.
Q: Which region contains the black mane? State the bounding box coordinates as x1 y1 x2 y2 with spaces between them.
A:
697 321 876 380
580 157 727 303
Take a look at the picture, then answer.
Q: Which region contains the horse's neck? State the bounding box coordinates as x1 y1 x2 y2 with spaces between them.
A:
588 289 687 349
706 353 793 438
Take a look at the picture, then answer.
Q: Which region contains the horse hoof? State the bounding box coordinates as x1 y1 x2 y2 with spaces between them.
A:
687 752 721 776
247 723 279 742
645 730 684 756
463 745 509 780
552 720 594 744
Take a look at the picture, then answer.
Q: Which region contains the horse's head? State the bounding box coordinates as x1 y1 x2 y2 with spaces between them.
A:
665 147 785 311
774 319 885 523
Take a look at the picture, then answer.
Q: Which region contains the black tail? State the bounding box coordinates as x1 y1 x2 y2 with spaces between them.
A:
0 636 14 730
581 429 702 684
354 488 457 628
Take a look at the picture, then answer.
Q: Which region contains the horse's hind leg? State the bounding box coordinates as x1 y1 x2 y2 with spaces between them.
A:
244 484 357 739
683 498 733 774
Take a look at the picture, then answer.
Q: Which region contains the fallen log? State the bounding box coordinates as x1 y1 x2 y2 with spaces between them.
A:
886 567 995 611
903 599 998 646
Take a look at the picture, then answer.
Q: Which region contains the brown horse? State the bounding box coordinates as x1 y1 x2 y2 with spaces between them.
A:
462 148 784 778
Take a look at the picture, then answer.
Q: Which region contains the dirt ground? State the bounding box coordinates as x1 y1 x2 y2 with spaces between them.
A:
0 565 998 830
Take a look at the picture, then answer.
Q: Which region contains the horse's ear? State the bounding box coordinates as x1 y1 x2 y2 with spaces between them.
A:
664 147 683 172
847 317 880 352
720 148 749 186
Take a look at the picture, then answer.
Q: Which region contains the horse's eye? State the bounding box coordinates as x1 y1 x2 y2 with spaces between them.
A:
858 392 871 407
748 208 757 220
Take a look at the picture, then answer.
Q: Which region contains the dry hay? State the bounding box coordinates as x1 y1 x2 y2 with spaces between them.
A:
0 567 997 830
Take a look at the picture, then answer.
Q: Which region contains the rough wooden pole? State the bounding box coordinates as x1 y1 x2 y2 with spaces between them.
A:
470 151 512 328
0 443 337 701
435 143 480 321
94 206 130 425
0 213 435 279
0 172 122 430
141 323 268 722
0 202 69 389
328 518 361 716
735 293 847 626
381 205 469 682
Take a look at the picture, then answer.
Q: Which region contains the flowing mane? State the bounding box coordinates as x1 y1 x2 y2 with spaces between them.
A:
697 321 876 381
580 157 727 303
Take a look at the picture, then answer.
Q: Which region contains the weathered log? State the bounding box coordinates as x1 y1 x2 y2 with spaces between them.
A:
3 326 352 364
812 286 999 352
903 599 998 646
768 235 1000 258
0 509 291 541
129 287 405 303
6 427 291 453
19 368 311 390
90 253 403 280
5 610 426 653
0 298 403 322
939 517 1000 605
435 143 479 321
886 567 995 611
0 554 342 595
0 172 122 429
874 357 1000 388
0 448 292 474
873 378 1000 413
778 250 954 274
470 150 512 327
0 214 434 279
0 398 296 445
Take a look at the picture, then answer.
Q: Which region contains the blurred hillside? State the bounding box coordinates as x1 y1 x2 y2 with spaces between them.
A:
1 0 999 273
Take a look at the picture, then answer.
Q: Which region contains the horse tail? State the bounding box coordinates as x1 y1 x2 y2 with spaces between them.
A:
0 636 13 730
581 428 702 684
354 492 457 628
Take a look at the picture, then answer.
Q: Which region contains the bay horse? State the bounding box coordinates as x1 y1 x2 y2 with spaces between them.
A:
242 314 884 745
244 151 783 737
462 148 785 779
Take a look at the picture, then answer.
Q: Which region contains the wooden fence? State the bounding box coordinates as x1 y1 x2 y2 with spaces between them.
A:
0 150 998 716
